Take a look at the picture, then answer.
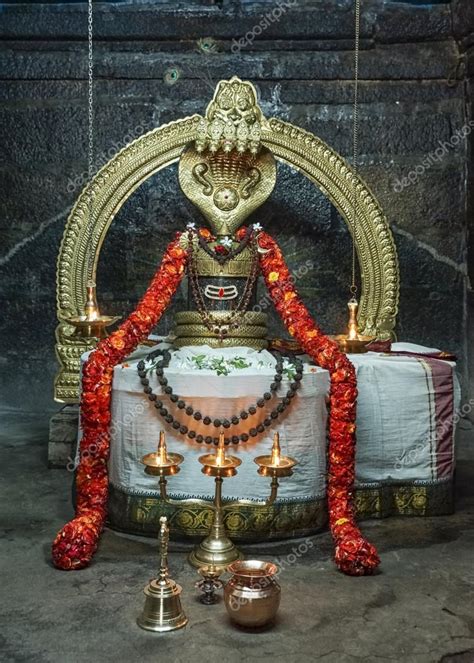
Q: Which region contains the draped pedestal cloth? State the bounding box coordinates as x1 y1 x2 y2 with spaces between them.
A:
81 342 460 540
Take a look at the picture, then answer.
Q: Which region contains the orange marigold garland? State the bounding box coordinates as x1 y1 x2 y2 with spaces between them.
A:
258 231 380 576
52 234 188 570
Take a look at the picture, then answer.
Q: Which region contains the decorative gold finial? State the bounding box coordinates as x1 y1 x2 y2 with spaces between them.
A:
195 76 267 155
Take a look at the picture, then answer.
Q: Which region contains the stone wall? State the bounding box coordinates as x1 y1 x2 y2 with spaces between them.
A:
0 0 472 413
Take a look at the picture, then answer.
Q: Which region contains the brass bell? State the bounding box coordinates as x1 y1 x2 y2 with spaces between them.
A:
137 516 188 632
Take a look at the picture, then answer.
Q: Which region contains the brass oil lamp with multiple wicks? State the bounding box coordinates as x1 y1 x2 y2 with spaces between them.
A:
141 431 297 568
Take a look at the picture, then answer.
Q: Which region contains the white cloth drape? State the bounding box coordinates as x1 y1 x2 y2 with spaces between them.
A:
82 342 460 502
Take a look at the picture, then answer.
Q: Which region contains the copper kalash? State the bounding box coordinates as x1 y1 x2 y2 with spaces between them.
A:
51 77 380 577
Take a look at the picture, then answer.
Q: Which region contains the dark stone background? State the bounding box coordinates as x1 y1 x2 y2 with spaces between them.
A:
0 0 473 414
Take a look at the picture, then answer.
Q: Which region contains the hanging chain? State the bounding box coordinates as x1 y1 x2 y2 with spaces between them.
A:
350 0 360 297
87 0 95 285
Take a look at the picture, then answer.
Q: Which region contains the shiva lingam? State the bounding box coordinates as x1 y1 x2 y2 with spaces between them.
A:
67 281 120 339
333 297 374 354
141 430 297 569
137 515 188 633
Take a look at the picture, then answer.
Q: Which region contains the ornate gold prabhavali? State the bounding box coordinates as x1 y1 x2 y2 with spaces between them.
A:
54 76 399 402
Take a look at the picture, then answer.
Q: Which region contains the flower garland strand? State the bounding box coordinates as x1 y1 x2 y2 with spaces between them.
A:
257 231 380 576
52 234 188 570
52 225 379 575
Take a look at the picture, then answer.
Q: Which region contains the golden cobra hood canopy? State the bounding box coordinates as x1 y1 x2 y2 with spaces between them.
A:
54 76 399 402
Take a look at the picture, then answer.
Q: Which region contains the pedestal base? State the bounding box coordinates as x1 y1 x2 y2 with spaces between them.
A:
188 534 244 569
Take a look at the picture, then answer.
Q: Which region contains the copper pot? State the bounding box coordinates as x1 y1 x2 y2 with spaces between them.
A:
224 560 280 628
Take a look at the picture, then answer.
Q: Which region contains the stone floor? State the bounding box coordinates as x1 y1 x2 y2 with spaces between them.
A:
1 412 474 663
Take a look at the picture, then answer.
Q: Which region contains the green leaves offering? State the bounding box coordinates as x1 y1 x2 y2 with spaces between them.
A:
191 354 252 376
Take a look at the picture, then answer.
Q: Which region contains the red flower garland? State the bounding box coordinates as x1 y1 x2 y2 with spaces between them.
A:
52 234 188 570
52 226 379 576
257 231 380 576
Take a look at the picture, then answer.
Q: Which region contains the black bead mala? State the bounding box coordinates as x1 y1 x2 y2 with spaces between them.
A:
187 229 259 340
137 349 304 446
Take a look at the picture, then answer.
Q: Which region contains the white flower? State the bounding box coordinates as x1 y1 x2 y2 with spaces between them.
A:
252 222 263 232
220 236 233 248
186 222 196 230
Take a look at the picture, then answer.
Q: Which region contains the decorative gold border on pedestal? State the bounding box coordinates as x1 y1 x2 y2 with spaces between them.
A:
107 480 453 541
55 77 399 402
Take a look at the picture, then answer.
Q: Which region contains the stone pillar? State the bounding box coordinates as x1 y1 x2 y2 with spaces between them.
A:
454 0 474 421
48 405 79 468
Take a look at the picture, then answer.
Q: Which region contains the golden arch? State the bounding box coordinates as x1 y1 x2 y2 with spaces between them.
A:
54 106 399 403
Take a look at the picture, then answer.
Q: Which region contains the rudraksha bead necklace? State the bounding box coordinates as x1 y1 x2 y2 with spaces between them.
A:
138 348 303 445
187 228 260 340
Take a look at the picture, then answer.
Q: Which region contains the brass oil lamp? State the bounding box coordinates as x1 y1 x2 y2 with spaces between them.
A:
333 297 374 354
67 281 120 339
141 430 298 569
195 564 225 605
142 430 184 478
254 431 297 479
190 432 243 568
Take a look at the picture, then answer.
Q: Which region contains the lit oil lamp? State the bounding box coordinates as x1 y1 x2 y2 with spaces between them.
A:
141 431 184 477
198 431 242 479
254 432 297 479
142 430 298 569
67 281 120 339
333 297 374 354
188 432 243 568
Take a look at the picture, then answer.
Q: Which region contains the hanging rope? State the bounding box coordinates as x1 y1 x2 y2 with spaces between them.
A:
350 0 361 297
87 0 95 286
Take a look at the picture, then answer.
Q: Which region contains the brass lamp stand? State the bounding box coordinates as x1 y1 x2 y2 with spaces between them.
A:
141 431 297 569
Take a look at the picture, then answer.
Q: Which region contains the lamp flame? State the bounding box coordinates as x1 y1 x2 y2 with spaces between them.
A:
216 432 226 467
271 432 281 466
347 298 359 341
84 281 101 322
158 431 168 466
